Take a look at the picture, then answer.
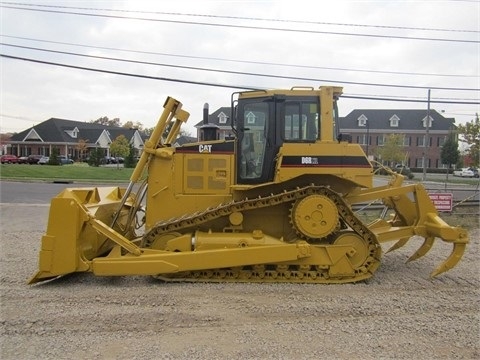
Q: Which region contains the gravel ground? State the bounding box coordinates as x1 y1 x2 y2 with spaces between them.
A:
0 203 479 360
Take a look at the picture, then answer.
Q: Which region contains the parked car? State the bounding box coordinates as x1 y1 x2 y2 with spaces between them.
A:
0 154 18 164
393 164 414 179
59 156 74 165
468 167 479 178
27 154 43 164
17 156 29 164
38 155 73 165
38 156 49 165
101 156 117 164
453 168 475 177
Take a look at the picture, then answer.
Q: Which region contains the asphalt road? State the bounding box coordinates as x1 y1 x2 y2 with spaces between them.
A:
1 177 477 205
0 181 127 204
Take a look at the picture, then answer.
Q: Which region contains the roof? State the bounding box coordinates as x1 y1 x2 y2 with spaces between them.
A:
339 109 456 131
193 107 456 132
9 118 141 144
194 107 232 128
174 135 198 146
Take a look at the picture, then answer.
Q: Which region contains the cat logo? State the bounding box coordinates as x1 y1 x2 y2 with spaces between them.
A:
199 144 212 153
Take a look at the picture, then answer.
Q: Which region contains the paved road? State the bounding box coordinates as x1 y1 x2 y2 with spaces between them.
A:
1 177 477 206
0 180 128 204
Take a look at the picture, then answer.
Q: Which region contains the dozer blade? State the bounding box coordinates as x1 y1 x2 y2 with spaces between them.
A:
28 187 131 284
430 242 467 278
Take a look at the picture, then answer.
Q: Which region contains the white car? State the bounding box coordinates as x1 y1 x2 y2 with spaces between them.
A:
453 168 474 177
38 156 49 165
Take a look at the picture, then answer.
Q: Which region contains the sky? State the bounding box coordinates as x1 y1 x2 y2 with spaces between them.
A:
0 0 479 136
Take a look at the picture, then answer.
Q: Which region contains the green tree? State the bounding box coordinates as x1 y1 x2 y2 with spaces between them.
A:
124 143 136 168
110 135 130 169
440 133 460 180
457 113 480 167
375 134 407 167
88 148 103 167
48 148 60 165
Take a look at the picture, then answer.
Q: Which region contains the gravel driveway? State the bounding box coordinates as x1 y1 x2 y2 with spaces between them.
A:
0 203 478 359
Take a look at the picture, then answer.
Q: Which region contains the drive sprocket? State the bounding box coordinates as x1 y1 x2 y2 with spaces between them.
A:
290 194 339 239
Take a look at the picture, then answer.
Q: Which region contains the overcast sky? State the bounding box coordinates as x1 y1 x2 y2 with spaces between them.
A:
0 0 479 135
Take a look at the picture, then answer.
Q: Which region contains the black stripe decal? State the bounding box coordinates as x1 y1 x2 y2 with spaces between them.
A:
281 155 371 167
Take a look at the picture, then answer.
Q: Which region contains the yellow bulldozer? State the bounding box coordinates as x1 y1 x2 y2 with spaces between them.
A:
29 86 468 285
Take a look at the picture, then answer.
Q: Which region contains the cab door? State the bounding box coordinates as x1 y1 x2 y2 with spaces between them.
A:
236 97 276 184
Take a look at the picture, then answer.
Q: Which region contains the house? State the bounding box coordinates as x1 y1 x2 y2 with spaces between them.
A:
194 107 234 140
339 109 457 168
7 118 145 160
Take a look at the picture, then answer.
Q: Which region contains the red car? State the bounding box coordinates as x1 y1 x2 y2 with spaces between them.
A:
0 154 19 164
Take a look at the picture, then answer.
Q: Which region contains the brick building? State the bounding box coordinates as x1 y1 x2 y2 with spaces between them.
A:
339 109 457 168
7 118 145 160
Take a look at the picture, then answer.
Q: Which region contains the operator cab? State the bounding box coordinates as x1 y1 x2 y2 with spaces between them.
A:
233 88 340 185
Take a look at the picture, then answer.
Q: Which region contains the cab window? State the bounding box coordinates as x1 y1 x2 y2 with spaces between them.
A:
283 101 319 141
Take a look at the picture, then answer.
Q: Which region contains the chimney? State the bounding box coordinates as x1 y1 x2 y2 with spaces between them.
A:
203 103 209 124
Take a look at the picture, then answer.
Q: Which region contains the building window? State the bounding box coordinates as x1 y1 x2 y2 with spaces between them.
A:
438 136 446 147
357 134 369 145
416 158 430 168
402 136 410 146
377 135 386 146
357 114 367 127
417 136 429 147
218 112 228 124
389 114 400 127
422 115 433 128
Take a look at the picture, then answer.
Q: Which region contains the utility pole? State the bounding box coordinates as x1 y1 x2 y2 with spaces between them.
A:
422 89 431 181
366 119 370 158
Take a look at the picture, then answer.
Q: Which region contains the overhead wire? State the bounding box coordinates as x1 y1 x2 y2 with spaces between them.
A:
2 35 477 79
1 3 478 43
2 1 478 34
1 53 479 105
2 42 479 93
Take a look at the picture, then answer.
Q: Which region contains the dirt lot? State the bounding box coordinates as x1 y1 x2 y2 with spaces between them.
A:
0 203 479 359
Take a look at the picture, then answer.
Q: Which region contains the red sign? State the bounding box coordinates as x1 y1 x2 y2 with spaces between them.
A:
428 193 453 212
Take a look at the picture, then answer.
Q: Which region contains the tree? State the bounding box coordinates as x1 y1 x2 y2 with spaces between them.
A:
375 134 407 167
109 135 130 169
76 139 89 161
440 133 460 180
124 143 136 168
48 148 60 165
88 148 103 167
457 113 480 167
91 116 121 127
122 121 144 130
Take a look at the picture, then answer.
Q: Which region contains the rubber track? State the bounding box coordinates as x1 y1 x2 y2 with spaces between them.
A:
142 185 382 283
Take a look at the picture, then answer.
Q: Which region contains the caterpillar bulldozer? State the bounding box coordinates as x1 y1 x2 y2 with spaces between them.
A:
29 86 468 285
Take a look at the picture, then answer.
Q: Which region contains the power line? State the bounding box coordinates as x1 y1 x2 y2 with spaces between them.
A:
2 35 477 79
1 4 478 44
2 43 479 92
3 1 478 34
2 53 479 105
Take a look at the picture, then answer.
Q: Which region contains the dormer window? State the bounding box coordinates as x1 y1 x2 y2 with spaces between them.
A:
64 127 79 138
218 112 228 124
357 114 368 127
389 114 400 127
422 115 433 128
